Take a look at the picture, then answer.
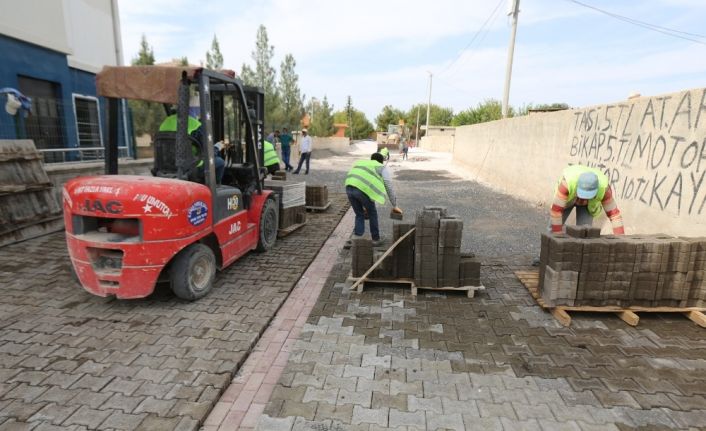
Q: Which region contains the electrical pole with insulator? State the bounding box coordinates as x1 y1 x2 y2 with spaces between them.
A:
502 0 520 119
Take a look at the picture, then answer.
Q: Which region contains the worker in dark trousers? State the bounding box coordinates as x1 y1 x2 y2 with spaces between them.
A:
344 152 402 248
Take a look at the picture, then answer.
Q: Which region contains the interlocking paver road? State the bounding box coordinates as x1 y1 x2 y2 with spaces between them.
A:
0 193 349 430
255 149 706 430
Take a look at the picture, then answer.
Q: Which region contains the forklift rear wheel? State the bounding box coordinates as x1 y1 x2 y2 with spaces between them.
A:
256 198 278 252
170 243 216 300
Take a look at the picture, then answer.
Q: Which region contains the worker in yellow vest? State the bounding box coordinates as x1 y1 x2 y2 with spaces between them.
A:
263 140 281 176
344 152 402 247
159 114 225 183
550 164 625 234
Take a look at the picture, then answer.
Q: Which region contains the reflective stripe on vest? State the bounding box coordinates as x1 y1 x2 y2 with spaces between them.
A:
158 114 202 135
263 140 280 166
345 159 386 204
561 164 608 218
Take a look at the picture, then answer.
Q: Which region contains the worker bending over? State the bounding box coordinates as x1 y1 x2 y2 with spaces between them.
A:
263 139 281 176
345 152 402 247
551 164 624 234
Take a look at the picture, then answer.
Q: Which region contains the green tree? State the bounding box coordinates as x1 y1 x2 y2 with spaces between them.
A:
132 34 155 65
240 25 279 128
277 54 303 130
129 35 162 139
334 108 374 139
205 35 223 70
375 105 405 131
309 96 334 137
451 99 506 126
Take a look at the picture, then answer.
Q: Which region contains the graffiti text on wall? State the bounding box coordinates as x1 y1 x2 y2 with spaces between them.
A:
569 89 706 216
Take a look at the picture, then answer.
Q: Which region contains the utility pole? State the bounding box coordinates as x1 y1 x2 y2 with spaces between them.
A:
414 106 420 146
425 71 433 138
502 0 520 119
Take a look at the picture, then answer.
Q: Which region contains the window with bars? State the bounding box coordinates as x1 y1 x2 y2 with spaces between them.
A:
73 95 102 147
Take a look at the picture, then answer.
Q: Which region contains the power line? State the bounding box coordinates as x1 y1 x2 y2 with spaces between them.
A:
438 0 505 76
565 0 706 46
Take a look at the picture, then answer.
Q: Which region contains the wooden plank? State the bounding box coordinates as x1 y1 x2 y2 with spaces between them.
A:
616 310 639 326
414 284 486 298
349 228 416 292
277 221 306 238
685 311 706 328
305 201 332 212
552 308 572 327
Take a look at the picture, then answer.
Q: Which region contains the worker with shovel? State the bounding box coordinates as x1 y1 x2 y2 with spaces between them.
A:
344 152 403 248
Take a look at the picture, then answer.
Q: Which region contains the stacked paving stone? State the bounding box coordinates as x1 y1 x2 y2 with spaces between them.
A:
351 237 373 278
392 222 415 279
305 184 329 207
438 217 463 287
264 179 307 229
539 227 706 307
414 207 443 287
272 170 287 181
459 254 481 287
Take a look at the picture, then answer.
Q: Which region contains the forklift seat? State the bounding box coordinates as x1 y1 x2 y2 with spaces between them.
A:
152 131 203 182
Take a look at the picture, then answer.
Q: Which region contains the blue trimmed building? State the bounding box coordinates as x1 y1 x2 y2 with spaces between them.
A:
0 0 131 162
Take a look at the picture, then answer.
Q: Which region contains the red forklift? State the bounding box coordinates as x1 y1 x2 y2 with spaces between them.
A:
63 66 279 300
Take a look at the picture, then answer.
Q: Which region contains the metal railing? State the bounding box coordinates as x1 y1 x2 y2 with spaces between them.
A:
38 147 130 164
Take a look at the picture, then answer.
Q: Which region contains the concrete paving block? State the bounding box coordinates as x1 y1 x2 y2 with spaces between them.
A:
407 395 443 414
389 408 425 428
351 405 389 426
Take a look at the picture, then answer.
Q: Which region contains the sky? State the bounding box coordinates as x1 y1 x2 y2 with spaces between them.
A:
118 0 706 123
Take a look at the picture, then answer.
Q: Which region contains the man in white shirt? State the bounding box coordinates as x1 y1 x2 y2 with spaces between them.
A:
293 129 313 175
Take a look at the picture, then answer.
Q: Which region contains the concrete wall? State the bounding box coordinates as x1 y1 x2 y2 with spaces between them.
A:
452 87 706 236
420 135 455 153
311 137 350 153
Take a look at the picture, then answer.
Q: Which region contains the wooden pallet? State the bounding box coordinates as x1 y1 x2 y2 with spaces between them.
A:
277 221 306 238
514 270 706 328
305 201 331 212
347 273 485 298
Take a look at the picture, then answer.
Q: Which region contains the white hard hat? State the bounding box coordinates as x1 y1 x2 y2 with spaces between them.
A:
5 93 21 116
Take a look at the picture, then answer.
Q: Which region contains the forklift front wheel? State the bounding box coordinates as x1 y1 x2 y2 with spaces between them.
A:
170 243 216 300
256 198 278 252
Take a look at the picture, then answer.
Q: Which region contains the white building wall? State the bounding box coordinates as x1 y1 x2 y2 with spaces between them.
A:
64 0 120 72
0 0 119 72
0 0 71 54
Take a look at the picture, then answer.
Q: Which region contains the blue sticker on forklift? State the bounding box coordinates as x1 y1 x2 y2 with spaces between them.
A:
187 201 208 226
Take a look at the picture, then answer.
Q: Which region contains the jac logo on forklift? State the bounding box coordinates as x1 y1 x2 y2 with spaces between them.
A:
82 199 122 214
229 221 242 235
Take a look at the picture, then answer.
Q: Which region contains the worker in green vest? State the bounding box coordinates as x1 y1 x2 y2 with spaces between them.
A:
344 152 402 247
158 114 225 183
263 140 281 176
380 147 390 161
550 164 624 234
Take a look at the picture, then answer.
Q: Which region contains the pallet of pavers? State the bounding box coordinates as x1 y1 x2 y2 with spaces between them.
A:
515 227 706 328
305 184 331 212
348 206 485 298
263 179 307 237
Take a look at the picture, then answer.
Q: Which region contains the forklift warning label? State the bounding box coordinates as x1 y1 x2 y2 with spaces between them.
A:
187 201 208 226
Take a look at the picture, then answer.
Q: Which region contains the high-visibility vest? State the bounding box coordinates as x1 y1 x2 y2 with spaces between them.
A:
380 147 389 159
561 164 608 218
345 159 386 204
159 114 202 135
159 115 204 167
263 140 280 167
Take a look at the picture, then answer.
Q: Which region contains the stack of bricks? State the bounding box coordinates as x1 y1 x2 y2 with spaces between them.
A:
459 255 481 287
414 207 443 288
392 222 415 279
539 228 706 307
351 237 373 278
279 206 306 228
305 184 328 207
438 217 463 287
272 170 287 181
